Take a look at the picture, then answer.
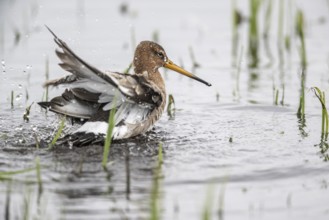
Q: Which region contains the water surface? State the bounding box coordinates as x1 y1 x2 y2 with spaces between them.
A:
1 0 329 219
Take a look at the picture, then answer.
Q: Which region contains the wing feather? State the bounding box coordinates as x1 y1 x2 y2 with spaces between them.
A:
39 27 164 143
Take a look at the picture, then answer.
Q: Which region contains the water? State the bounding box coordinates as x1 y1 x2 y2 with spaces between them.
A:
1 0 329 219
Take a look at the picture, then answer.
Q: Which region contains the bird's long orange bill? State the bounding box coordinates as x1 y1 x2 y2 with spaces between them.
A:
164 60 211 87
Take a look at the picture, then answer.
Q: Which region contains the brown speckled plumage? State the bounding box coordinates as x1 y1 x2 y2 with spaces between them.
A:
38 26 211 146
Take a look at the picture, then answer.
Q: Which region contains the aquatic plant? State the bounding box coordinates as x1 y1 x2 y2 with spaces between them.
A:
312 87 329 161
263 0 272 40
263 0 273 66
23 102 33 122
312 87 328 140
152 30 159 43
157 142 163 166
22 187 31 220
295 9 307 68
297 70 305 118
233 47 243 101
125 147 131 199
123 62 132 74
0 168 36 181
35 156 43 195
11 90 14 108
48 116 66 149
248 0 262 68
5 183 10 220
166 94 175 119
285 0 292 54
231 0 239 66
149 142 163 220
102 102 117 169
274 88 279 105
189 46 200 69
202 184 214 220
218 176 228 220
277 0 285 67
25 87 29 102
216 92 220 102
33 133 40 149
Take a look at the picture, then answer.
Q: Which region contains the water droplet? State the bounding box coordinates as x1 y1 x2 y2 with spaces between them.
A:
15 93 23 101
1 59 5 73
15 127 23 131
69 141 73 149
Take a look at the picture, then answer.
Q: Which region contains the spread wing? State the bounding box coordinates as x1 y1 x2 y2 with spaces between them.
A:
38 27 163 141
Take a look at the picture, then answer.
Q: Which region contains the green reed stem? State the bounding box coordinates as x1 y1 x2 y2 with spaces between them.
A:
235 46 243 100
278 0 284 42
277 0 285 67
189 46 200 68
202 184 215 220
0 167 36 179
5 182 11 220
23 188 31 220
150 142 163 220
157 142 163 167
312 87 329 140
123 62 132 74
25 87 29 102
296 10 307 68
152 30 159 43
274 89 279 105
263 0 274 66
166 94 175 118
48 116 66 149
297 70 305 117
10 90 14 108
263 0 272 39
23 102 33 122
231 0 239 67
35 156 43 194
34 133 40 149
102 100 117 169
248 0 262 68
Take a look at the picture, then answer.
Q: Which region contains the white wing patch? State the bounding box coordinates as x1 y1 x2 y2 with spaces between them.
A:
75 121 109 134
73 101 153 139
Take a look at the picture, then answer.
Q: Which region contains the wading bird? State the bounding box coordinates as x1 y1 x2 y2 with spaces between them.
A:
38 27 211 146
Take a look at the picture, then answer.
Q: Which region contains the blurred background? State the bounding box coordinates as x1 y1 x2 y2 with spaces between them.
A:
0 0 329 220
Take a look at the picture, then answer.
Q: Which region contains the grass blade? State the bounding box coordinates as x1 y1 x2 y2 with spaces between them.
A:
166 94 175 119
149 142 163 220
102 99 117 169
48 116 66 149
311 87 329 139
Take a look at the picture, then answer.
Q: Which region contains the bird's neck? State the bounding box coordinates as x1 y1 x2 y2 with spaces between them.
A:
134 65 165 88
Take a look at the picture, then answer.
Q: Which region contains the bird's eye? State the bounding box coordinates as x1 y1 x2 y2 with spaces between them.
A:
157 52 164 59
